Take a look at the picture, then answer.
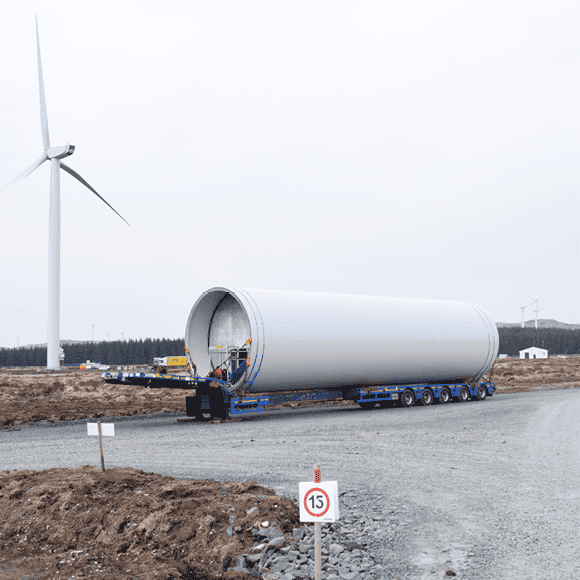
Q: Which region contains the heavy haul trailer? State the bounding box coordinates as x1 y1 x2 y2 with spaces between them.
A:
102 286 499 420
101 369 496 419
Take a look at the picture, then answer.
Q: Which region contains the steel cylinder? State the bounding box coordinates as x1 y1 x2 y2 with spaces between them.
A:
184 287 499 393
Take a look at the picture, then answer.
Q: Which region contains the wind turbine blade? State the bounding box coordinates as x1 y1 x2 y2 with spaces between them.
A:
0 154 47 191
60 162 130 226
36 16 51 151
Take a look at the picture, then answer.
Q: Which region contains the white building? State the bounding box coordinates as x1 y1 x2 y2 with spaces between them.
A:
519 347 548 360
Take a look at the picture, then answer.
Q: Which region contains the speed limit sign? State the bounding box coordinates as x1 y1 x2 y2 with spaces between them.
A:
299 481 339 522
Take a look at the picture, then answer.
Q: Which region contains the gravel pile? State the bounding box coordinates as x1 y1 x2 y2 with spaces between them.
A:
233 495 393 580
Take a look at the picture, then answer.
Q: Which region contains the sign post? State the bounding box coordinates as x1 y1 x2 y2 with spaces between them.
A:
299 466 339 580
87 422 115 472
98 422 105 471
314 465 321 580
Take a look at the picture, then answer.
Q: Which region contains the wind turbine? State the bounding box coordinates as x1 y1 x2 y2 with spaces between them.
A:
515 296 534 328
531 293 545 330
0 18 129 369
534 306 546 329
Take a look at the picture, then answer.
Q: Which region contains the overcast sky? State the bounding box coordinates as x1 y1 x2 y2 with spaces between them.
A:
1 0 578 348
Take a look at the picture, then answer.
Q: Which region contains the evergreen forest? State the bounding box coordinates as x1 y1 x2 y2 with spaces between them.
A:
495 327 580 356
0 338 185 367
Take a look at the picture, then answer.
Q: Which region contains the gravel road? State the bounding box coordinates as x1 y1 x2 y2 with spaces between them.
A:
2 389 580 579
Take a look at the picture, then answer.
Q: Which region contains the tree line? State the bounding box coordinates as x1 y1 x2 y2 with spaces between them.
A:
495 327 580 356
1 328 580 367
0 338 185 367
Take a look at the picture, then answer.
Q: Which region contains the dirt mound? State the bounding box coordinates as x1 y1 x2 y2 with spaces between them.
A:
0 466 299 579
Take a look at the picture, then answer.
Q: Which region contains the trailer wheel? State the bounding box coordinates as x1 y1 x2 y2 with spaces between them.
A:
438 387 451 404
420 388 434 406
359 401 376 410
458 386 470 402
476 385 487 401
400 389 415 407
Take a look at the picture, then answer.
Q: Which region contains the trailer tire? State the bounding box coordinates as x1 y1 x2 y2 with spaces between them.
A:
438 387 451 404
400 389 415 407
359 401 376 410
458 386 470 403
420 388 434 406
476 385 487 401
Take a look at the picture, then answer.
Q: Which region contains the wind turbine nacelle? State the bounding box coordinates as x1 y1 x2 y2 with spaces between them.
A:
46 144 75 159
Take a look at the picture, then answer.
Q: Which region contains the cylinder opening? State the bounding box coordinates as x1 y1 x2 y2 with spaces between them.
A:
186 289 251 384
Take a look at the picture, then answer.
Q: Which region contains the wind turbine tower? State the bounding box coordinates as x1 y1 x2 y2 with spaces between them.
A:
515 296 534 328
534 306 546 329
0 18 129 369
532 293 545 330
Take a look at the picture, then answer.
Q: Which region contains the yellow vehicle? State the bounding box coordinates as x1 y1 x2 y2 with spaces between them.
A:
152 356 187 366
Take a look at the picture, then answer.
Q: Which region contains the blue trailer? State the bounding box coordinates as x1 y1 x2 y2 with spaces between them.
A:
101 370 495 421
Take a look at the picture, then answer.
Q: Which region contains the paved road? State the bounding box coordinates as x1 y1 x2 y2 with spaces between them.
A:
2 389 580 579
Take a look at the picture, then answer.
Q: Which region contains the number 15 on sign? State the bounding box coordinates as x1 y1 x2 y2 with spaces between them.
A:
299 481 339 522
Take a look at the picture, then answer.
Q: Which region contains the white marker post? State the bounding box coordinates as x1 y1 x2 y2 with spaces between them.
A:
87 422 115 472
299 466 339 580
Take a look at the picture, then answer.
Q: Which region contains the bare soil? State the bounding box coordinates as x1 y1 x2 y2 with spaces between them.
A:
489 355 580 393
0 465 298 580
0 369 187 430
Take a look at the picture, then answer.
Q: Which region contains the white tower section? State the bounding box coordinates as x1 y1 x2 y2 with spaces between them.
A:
47 158 61 368
186 288 500 393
